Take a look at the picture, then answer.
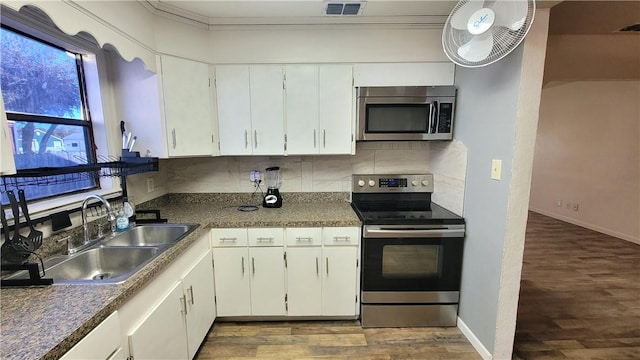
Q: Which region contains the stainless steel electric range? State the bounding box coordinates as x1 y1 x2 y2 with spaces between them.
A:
350 174 465 328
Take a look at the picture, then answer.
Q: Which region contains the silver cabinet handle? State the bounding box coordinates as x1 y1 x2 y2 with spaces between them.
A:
252 257 255 275
220 237 237 242
187 285 194 304
323 129 326 148
172 128 177 149
313 129 317 148
254 130 258 148
333 236 350 242
296 236 312 242
326 257 329 276
316 257 319 276
180 294 188 315
241 256 245 275
256 237 274 242
244 130 248 148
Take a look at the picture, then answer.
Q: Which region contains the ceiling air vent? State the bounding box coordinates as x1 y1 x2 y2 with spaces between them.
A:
619 23 640 32
324 2 365 16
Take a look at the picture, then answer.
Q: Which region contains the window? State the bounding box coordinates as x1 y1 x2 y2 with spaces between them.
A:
1 25 99 204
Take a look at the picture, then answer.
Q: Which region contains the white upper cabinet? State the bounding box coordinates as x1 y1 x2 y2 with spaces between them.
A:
318 65 353 155
160 55 215 157
285 65 320 155
250 66 285 155
215 65 252 155
215 65 284 155
353 62 455 87
285 65 353 155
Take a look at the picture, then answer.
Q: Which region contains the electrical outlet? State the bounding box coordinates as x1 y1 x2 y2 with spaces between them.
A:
556 200 563 207
572 203 579 211
146 178 155 193
250 170 260 182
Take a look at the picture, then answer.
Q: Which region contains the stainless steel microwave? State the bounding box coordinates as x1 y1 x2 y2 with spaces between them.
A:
356 86 456 141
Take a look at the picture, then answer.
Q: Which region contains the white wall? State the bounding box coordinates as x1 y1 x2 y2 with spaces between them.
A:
529 81 640 244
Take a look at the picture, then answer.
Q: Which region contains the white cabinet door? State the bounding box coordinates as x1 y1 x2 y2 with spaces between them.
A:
212 247 251 316
128 282 189 360
61 312 122 360
160 55 214 157
286 247 322 316
183 250 215 359
285 65 319 155
249 246 286 315
322 246 359 316
249 65 284 155
319 65 353 154
216 65 252 155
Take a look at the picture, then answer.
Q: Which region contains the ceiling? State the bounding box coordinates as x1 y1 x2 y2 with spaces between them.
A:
145 0 562 26
144 0 639 34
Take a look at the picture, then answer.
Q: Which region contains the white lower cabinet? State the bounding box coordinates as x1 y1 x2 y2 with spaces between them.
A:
60 311 124 360
118 232 215 360
212 247 251 316
212 228 286 316
128 250 215 360
212 227 359 318
286 227 360 317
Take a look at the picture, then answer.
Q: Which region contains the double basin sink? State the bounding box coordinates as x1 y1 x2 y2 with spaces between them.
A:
9 224 198 285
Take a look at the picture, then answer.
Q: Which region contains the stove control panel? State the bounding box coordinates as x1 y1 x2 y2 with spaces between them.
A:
352 174 434 193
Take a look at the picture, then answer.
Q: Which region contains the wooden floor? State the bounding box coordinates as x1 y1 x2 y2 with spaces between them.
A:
195 320 481 359
514 212 640 360
194 212 640 359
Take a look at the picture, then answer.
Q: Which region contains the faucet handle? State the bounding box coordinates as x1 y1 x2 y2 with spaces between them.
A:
96 223 105 238
56 236 74 254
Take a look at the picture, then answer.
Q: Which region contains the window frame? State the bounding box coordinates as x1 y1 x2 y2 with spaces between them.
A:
1 24 102 202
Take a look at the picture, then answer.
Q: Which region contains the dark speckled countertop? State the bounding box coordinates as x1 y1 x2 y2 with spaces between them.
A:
0 193 360 360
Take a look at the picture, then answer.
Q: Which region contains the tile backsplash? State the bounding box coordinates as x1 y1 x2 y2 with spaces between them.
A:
165 141 467 215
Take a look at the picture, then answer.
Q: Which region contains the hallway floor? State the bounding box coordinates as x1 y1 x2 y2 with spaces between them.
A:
514 212 640 359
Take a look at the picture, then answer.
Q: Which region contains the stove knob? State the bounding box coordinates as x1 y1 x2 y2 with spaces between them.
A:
411 180 418 186
422 180 430 186
358 180 365 187
368 180 376 187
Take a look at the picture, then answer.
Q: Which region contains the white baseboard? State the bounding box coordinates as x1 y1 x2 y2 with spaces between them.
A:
528 207 640 245
458 317 492 360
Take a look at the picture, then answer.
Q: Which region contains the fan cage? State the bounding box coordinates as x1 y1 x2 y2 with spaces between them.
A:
443 0 536 68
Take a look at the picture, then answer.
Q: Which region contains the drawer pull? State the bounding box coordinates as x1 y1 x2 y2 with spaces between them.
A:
220 237 237 242
256 237 274 242
296 236 313 242
333 236 350 242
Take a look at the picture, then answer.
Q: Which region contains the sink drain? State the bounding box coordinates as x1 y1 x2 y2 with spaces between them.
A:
92 272 112 280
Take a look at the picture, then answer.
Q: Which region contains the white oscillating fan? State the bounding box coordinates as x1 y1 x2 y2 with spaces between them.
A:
442 0 536 68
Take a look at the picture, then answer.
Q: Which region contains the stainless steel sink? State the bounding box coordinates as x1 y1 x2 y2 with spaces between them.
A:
101 224 198 247
5 223 199 284
43 247 160 284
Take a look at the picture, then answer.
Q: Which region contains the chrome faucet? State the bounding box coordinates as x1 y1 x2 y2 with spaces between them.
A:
81 194 115 247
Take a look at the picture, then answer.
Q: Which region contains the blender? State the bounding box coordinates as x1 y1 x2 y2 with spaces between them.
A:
263 166 283 208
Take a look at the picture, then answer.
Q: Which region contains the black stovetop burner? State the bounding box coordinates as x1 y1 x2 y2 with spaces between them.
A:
350 201 465 226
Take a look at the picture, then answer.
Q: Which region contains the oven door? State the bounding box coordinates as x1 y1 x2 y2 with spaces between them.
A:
361 225 464 293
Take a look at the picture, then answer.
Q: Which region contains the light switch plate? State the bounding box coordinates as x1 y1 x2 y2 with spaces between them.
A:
491 159 502 180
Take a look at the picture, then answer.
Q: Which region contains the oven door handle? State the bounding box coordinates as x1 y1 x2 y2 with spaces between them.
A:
363 228 464 238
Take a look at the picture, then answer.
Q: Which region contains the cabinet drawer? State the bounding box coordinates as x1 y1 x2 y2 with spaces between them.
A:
323 227 360 246
248 228 284 246
211 228 248 247
60 311 121 360
286 228 322 246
